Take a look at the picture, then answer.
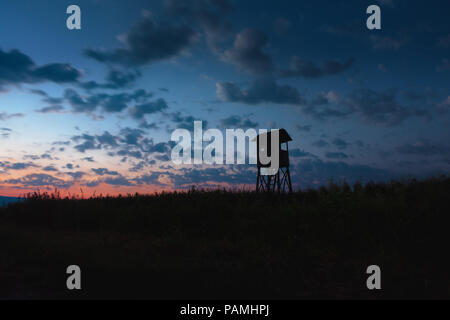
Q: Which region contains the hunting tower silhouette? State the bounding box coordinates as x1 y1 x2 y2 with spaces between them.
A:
255 129 293 193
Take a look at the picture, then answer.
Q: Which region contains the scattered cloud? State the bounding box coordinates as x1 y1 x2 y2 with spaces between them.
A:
290 149 316 158
437 34 450 47
3 174 73 189
92 168 120 176
273 17 292 35
84 16 196 66
332 138 350 150
437 59 450 72
0 127 12 138
370 35 408 50
325 151 349 159
216 78 304 105
280 56 355 79
312 139 330 148
293 159 393 188
221 29 273 74
0 112 24 121
295 124 311 132
396 140 450 156
129 98 169 119
80 70 141 90
164 0 234 52
0 161 38 171
0 48 81 91
219 115 259 128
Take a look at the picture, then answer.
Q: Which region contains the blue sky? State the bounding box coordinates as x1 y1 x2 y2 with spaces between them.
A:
1 0 449 195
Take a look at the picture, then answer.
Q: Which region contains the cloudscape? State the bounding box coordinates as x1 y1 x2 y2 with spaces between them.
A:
1 0 449 197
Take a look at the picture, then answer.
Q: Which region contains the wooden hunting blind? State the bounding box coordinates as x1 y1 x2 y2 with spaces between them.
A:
255 128 293 193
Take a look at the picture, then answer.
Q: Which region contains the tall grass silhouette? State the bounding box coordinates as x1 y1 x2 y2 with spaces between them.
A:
1 176 449 299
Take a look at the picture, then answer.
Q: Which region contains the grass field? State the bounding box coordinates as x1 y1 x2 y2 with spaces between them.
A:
1 176 449 299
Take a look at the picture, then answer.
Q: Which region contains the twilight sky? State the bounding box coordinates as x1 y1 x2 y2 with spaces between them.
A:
1 0 449 196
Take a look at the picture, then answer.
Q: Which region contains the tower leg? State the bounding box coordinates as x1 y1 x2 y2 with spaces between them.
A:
277 170 281 194
256 168 261 193
286 168 293 193
256 167 293 193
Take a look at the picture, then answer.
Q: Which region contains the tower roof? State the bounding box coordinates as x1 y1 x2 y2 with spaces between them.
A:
254 128 292 143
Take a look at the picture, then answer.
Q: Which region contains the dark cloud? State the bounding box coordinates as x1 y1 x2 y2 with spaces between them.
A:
133 172 166 186
84 16 196 66
71 128 174 165
164 0 233 51
437 59 450 72
22 154 40 161
216 78 304 105
35 105 65 113
0 127 11 138
30 89 65 113
106 69 140 88
321 22 362 37
169 112 208 130
3 173 73 189
129 98 169 119
92 168 119 176
0 112 25 121
66 171 85 180
71 133 99 152
102 176 134 187
86 172 167 188
52 141 71 146
129 161 147 173
80 70 141 90
290 149 316 158
219 115 259 128
437 34 450 47
273 17 292 35
370 35 408 50
64 88 154 114
119 128 144 146
312 139 329 148
293 159 393 188
32 64 81 83
396 141 450 156
0 49 81 90
402 88 438 101
30 89 63 104
303 89 426 126
221 29 273 74
436 96 450 114
42 165 58 172
139 120 160 130
169 166 255 188
344 88 414 126
64 89 99 113
0 161 38 170
376 0 394 7
332 138 350 150
101 93 137 113
40 153 54 160
97 131 119 148
280 56 355 79
325 152 349 159
147 141 173 154
296 124 311 132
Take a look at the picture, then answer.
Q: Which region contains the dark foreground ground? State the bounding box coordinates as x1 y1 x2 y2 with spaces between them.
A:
1 177 450 299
